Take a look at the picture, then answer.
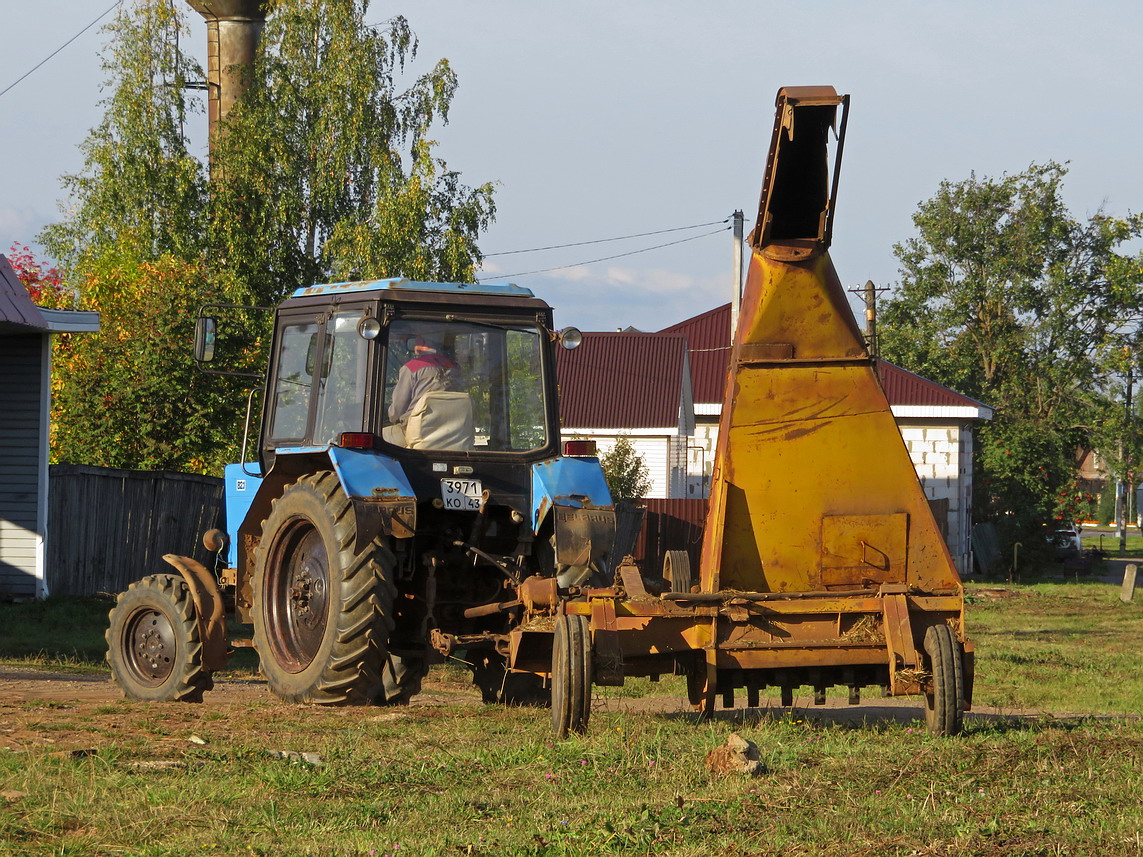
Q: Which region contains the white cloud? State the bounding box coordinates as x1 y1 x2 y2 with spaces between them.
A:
547 265 592 283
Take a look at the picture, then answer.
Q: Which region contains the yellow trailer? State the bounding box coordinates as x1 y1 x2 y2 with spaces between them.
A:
509 87 973 737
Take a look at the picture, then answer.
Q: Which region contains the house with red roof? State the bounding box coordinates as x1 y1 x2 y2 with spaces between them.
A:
558 302 993 576
555 332 694 498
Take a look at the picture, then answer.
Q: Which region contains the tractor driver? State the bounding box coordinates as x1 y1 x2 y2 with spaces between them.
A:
387 332 462 428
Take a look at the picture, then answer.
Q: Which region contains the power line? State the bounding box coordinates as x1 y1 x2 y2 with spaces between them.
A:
0 0 123 102
483 218 729 257
483 225 730 280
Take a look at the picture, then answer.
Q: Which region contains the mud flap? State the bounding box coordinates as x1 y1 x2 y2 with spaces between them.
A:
161 554 229 671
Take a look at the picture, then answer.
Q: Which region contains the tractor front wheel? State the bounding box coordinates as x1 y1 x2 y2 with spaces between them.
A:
252 472 399 704
106 574 212 702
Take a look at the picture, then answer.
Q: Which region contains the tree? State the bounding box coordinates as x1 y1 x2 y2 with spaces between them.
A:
39 1 205 271
7 243 70 308
600 436 652 503
879 162 1143 551
38 0 494 473
49 255 251 473
209 1 495 306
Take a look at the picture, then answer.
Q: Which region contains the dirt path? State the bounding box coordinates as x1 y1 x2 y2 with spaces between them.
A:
1 664 1120 758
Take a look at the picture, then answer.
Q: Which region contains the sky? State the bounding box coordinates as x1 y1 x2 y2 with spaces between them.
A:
2 1 1142 332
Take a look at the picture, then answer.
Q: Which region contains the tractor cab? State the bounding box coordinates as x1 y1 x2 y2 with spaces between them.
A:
261 279 563 468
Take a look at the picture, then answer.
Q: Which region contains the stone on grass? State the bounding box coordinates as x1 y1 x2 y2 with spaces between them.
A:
705 732 765 777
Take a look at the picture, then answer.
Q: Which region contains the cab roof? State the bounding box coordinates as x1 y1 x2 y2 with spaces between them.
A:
291 278 535 299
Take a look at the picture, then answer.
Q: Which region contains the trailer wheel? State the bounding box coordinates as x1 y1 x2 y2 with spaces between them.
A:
663 550 692 592
252 472 398 704
106 574 212 702
551 613 592 738
923 623 965 736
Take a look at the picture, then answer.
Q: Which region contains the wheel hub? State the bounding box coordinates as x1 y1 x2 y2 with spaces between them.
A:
265 520 331 671
289 558 327 629
124 608 176 685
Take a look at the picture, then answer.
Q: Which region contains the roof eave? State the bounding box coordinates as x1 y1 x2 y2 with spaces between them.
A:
40 308 101 333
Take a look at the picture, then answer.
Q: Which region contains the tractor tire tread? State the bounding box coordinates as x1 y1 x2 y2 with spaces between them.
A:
252 473 398 706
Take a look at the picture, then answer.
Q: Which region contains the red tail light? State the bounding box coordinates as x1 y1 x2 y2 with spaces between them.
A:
339 432 377 449
563 439 597 456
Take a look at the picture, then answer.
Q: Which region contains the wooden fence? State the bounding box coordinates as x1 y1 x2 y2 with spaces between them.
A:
47 464 224 597
42 464 706 596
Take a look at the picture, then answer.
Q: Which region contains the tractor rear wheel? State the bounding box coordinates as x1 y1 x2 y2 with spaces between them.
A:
252 472 400 704
551 613 592 738
923 623 965 736
106 574 212 702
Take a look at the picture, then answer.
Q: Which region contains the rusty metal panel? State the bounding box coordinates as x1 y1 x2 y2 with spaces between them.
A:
554 506 616 567
820 513 907 588
699 84 964 602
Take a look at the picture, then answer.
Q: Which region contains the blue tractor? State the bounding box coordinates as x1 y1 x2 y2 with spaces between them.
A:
106 279 616 712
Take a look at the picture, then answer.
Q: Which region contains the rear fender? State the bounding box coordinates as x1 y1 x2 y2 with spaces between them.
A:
161 553 228 671
325 447 417 551
233 448 416 616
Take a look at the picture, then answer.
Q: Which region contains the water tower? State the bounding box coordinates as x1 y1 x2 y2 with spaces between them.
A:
186 1 267 155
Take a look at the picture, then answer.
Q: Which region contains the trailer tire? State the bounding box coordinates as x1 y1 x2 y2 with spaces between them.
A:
551 613 592 738
106 574 212 702
663 550 692 593
923 623 964 736
252 472 397 704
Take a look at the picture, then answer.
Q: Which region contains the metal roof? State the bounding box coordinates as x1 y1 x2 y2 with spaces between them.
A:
291 278 534 299
878 363 994 418
660 302 991 417
556 333 688 429
660 303 731 405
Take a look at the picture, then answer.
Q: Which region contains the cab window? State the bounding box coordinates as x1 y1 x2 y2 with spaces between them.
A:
382 319 547 452
268 320 318 440
313 311 370 444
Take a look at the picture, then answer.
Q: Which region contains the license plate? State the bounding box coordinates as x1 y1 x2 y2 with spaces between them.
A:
440 478 482 510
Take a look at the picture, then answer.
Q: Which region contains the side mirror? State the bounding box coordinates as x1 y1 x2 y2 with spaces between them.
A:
194 317 217 363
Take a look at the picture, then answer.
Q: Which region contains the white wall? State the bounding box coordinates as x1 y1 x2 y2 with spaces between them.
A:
901 424 974 577
566 431 674 499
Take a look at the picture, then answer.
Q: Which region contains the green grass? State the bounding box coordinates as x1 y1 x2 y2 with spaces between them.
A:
1086 532 1143 557
1 701 1141 855
0 597 113 672
967 582 1143 714
2 584 1143 854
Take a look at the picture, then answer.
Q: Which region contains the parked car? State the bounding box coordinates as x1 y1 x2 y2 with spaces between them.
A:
1049 524 1083 556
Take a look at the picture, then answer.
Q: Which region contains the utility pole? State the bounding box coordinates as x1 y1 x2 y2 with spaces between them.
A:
863 279 877 359
730 210 744 343
1120 361 1134 552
